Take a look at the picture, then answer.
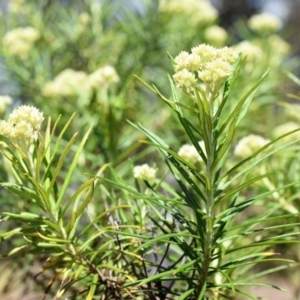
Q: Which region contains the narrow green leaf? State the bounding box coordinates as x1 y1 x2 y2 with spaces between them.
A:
138 259 198 286
56 124 93 209
212 119 236 170
87 274 98 300
218 70 268 137
36 231 70 244
129 121 169 155
178 288 195 300
67 180 94 230
219 138 300 190
61 177 96 217
168 74 182 114
49 132 78 199
7 245 28 256
198 281 207 300
0 183 43 209
23 174 51 212
216 173 267 204
286 71 300 86
214 55 243 126
221 282 287 292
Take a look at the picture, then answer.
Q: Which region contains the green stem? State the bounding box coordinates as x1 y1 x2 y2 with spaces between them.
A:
199 96 217 297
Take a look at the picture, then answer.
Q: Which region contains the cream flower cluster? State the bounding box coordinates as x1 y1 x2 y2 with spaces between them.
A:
248 13 282 35
159 0 218 26
178 141 205 165
43 69 90 99
133 164 157 181
3 27 40 59
43 66 119 99
233 41 263 63
234 134 270 159
89 65 120 90
0 95 12 114
273 122 300 143
9 0 28 14
204 26 228 47
173 44 238 94
0 105 44 150
267 35 290 55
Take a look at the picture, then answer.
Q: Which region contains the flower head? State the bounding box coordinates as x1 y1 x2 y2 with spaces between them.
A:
88 65 119 90
248 13 282 35
273 122 300 143
159 0 218 26
0 105 44 151
178 141 206 165
204 26 228 47
9 0 29 14
234 134 270 159
134 164 157 181
3 27 40 59
0 95 12 114
178 144 200 164
173 69 197 90
267 35 290 55
233 41 263 62
43 69 90 99
173 44 238 95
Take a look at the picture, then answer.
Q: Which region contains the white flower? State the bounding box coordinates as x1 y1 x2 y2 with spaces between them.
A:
9 0 28 14
198 59 232 86
88 65 119 90
3 27 40 59
267 35 290 55
8 105 44 131
43 69 90 98
178 141 206 165
173 44 238 95
134 164 157 181
178 144 200 164
204 25 228 47
159 0 218 26
248 13 282 34
0 105 44 151
0 95 12 114
173 69 197 90
233 41 263 62
79 12 91 25
273 122 300 143
234 134 270 159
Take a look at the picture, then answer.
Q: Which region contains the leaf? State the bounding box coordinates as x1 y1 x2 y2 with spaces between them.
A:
56 124 93 209
218 70 268 137
65 179 95 237
286 71 300 86
211 119 236 170
0 182 43 209
168 74 182 114
216 173 268 204
221 282 287 292
0 214 60 240
61 177 96 217
22 174 51 212
177 288 195 300
6 245 28 257
137 259 198 286
129 121 169 155
86 274 98 300
214 55 243 127
218 138 300 190
48 132 78 201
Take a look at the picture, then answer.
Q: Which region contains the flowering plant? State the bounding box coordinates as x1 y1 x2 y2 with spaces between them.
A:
1 1 300 299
